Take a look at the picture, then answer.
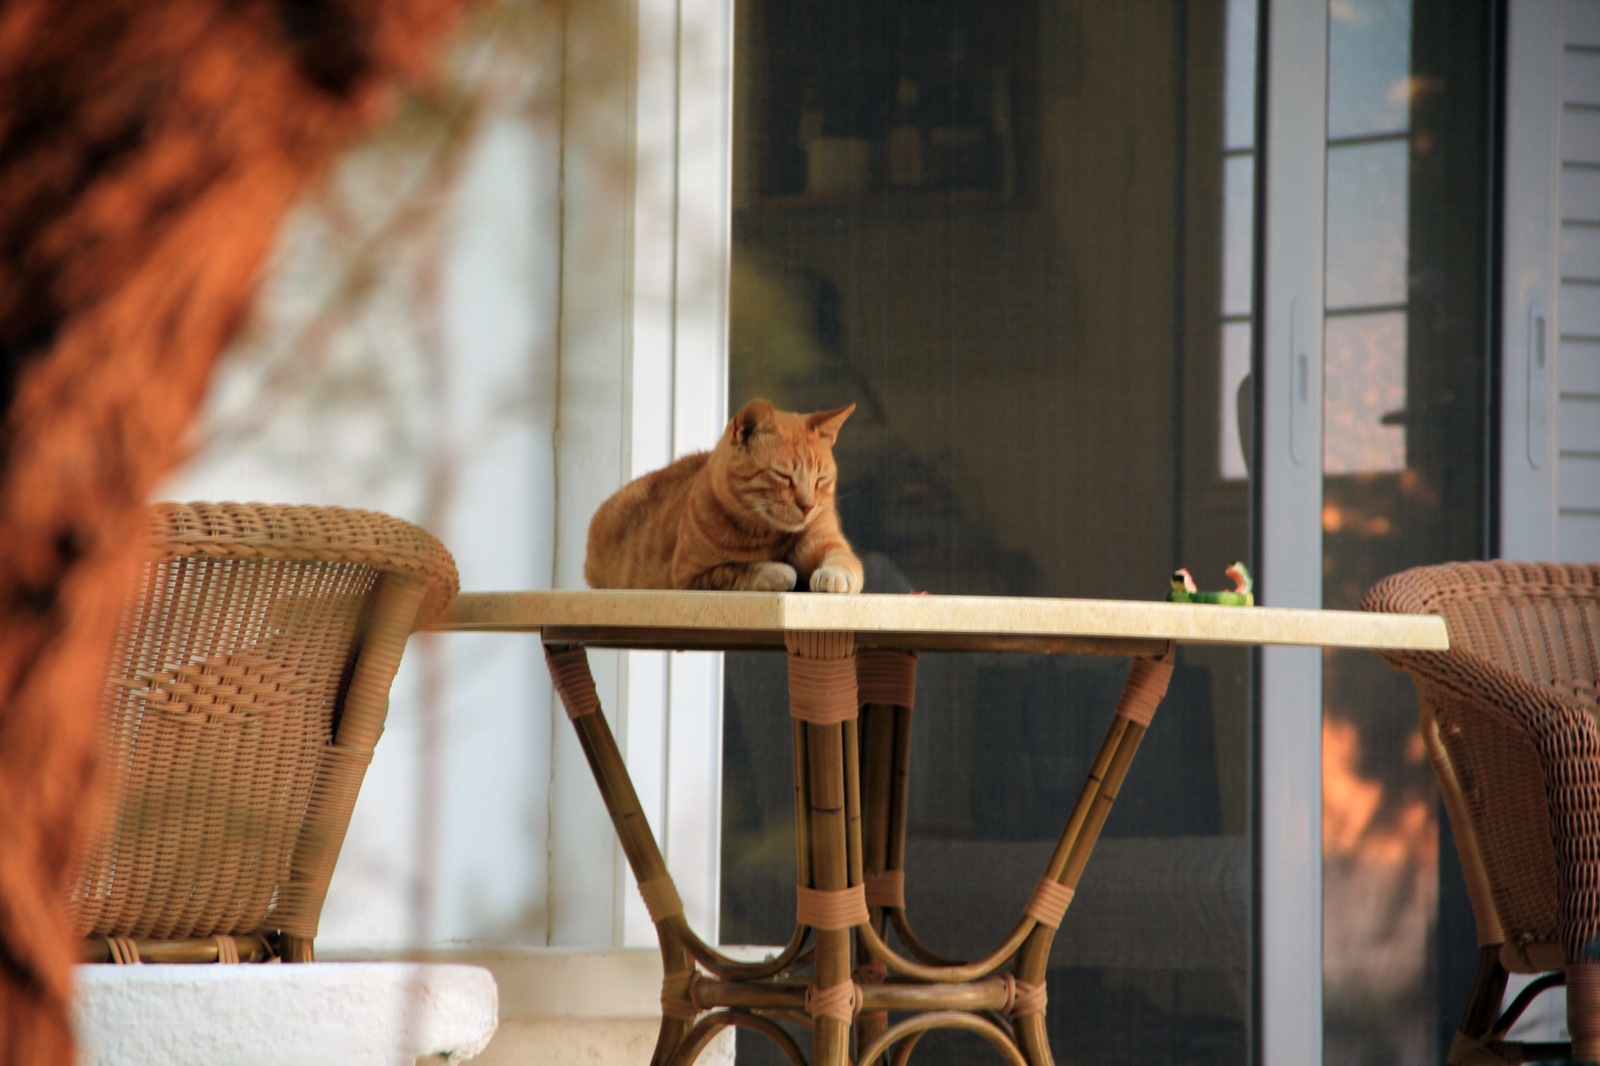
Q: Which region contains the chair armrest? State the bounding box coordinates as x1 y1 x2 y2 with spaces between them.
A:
1382 646 1599 727
1381 645 1600 964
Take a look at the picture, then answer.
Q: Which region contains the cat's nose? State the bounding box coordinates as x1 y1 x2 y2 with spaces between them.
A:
798 501 815 516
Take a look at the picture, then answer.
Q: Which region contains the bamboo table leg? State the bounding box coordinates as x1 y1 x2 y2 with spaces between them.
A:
544 637 1176 1066
856 648 922 1056
1009 644 1176 1066
856 649 961 968
849 644 1176 1066
856 698 896 1052
545 641 821 1066
785 630 864 1066
545 644 696 1066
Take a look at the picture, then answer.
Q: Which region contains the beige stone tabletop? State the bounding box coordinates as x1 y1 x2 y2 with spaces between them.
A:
431 590 1448 656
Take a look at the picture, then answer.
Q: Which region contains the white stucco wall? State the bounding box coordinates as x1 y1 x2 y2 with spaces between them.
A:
162 108 564 950
160 0 735 961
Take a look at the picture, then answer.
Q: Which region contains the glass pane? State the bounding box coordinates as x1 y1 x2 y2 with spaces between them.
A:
1224 155 1255 318
1328 0 1412 140
1324 312 1406 475
1321 1 1491 1063
1220 321 1251 480
725 1 1254 1063
1326 140 1409 309
1225 0 1259 151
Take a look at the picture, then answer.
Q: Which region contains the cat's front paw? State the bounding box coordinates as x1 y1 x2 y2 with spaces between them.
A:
747 562 798 591
810 566 859 594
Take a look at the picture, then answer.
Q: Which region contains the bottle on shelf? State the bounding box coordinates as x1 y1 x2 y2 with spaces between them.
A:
925 31 995 190
887 77 924 187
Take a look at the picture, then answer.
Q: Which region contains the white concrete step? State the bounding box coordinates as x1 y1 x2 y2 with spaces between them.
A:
73 961 498 1066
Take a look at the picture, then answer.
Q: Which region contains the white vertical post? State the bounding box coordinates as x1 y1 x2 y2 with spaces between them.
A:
616 0 683 950
1501 1 1561 561
667 0 735 947
1259 2 1326 1063
548 0 633 945
553 0 734 950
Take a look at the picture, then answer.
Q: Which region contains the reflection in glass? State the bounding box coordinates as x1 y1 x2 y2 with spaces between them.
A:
724 2 1252 1063
1223 155 1254 318
1320 2 1492 1064
1324 312 1406 475
1220 321 1251 480
1219 0 1256 486
1322 644 1440 1066
1326 141 1409 309
1327 0 1412 140
1224 0 1258 151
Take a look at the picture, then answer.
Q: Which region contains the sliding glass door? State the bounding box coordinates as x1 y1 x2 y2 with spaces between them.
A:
1316 2 1495 1063
723 2 1253 1062
715 2 1496 1063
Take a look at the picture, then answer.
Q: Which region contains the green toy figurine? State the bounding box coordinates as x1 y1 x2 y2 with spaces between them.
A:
1167 561 1254 606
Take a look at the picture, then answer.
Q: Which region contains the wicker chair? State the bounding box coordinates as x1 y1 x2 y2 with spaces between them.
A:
69 502 458 965
1361 562 1600 1065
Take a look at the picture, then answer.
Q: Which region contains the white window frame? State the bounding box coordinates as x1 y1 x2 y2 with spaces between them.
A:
1502 0 1564 562
1256 2 1327 1062
1260 3 1580 1060
548 0 735 949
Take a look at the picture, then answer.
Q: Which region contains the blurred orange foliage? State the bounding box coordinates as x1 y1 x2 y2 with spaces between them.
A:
0 1 463 1059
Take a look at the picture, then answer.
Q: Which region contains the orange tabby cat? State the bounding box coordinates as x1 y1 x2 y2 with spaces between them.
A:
585 399 864 593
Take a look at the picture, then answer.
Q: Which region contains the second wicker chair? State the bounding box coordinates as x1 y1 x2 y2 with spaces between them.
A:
1362 561 1600 1065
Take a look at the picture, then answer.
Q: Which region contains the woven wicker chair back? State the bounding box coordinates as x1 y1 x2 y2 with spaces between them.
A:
68 503 457 946
1362 561 1600 961
1401 562 1600 690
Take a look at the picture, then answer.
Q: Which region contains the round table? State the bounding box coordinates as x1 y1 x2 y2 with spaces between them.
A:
435 589 1446 1066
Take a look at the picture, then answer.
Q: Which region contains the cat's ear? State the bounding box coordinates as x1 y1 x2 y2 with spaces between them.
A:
806 404 855 445
729 398 776 446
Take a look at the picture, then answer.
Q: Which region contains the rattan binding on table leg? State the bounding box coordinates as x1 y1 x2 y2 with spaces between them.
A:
788 656 860 724
805 980 862 1024
855 648 917 707
661 969 704 1021
863 870 905 910
546 646 603 719
1023 878 1075 929
1007 976 1047 1018
796 884 870 930
638 874 686 923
